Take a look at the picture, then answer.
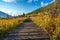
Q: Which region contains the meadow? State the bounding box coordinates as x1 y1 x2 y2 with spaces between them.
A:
0 17 26 38
30 12 60 40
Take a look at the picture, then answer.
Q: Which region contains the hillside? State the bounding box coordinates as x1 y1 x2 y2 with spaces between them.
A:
27 0 60 16
0 11 12 18
27 0 60 40
27 2 54 15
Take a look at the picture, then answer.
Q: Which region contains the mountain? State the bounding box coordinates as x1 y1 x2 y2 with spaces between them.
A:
27 2 54 15
27 0 60 16
0 11 12 18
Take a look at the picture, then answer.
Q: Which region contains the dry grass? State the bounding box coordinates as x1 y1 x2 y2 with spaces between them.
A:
30 12 60 40
0 17 26 38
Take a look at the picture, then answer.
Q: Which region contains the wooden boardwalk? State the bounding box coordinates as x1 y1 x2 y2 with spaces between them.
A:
3 18 50 40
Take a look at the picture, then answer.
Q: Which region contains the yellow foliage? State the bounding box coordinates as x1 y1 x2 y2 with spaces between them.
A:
0 17 26 36
30 12 60 40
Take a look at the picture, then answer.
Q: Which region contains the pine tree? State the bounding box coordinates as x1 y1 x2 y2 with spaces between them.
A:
23 13 25 16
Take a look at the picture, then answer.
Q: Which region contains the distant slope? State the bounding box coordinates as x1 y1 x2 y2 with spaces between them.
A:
27 0 60 15
27 2 54 15
0 11 12 18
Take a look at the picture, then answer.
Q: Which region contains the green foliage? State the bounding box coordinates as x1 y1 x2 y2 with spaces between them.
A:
23 13 25 16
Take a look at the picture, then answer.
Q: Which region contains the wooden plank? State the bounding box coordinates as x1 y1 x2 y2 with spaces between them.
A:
3 18 50 40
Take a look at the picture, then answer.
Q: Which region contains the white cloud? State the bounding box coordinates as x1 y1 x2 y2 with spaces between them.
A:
45 3 48 6
41 2 44 7
0 8 19 16
50 0 55 4
27 0 38 3
2 0 16 2
41 2 48 7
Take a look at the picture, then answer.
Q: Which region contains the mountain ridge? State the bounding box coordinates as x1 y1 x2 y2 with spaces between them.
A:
27 0 59 16
0 11 12 18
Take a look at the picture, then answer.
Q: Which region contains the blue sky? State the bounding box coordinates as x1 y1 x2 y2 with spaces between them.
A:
0 0 54 16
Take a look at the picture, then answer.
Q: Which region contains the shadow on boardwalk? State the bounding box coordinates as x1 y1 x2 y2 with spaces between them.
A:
3 18 50 40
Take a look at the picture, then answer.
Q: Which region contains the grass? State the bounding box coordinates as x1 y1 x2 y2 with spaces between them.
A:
0 17 26 39
53 15 60 40
30 12 60 40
